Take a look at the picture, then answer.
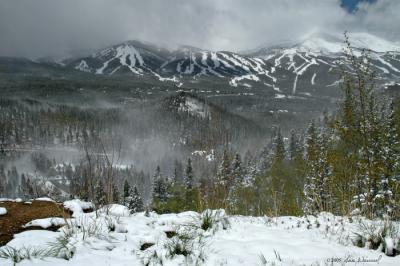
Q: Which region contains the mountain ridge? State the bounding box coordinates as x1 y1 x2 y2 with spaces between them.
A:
2 32 399 99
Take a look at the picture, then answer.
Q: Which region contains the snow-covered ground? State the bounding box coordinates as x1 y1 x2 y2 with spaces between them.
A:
0 202 399 265
24 218 66 229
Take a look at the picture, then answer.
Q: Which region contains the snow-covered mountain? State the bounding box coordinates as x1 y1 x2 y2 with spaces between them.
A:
64 32 400 96
68 40 171 75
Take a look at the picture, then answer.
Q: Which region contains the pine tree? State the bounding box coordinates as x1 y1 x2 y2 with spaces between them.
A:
95 180 106 206
289 130 301 161
303 121 319 215
315 128 333 213
242 152 257 187
340 34 378 217
231 154 243 184
269 128 301 215
376 101 400 218
152 166 168 203
226 153 247 213
216 150 232 187
273 129 285 163
112 184 120 204
123 179 131 206
288 129 306 196
302 121 334 215
128 186 144 214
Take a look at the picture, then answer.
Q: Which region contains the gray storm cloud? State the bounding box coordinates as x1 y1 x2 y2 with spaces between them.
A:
0 0 399 58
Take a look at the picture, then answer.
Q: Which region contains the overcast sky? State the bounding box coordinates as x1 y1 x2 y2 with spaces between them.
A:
0 0 398 58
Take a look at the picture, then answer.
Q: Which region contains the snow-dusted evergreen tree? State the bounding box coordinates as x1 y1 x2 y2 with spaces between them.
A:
242 151 257 187
227 153 244 212
231 153 244 184
315 127 333 212
123 179 131 206
376 100 400 218
273 130 285 163
288 129 306 187
95 180 106 206
216 150 232 187
289 129 303 162
152 166 168 203
184 158 194 189
128 186 144 213
269 128 301 215
112 184 120 204
269 128 286 186
304 117 335 215
303 121 319 215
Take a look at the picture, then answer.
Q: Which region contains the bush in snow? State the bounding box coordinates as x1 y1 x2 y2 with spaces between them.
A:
188 209 230 234
353 219 400 256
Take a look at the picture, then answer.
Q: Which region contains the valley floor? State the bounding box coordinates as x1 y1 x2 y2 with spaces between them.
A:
0 199 399 265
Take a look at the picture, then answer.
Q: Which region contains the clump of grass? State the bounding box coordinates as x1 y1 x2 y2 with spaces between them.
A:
0 246 23 263
353 219 400 256
141 210 227 265
189 209 230 234
200 210 215 231
47 234 76 260
62 216 105 240
105 216 116 232
258 250 284 266
165 232 194 258
0 228 77 264
259 253 269 265
0 246 49 263
164 229 206 265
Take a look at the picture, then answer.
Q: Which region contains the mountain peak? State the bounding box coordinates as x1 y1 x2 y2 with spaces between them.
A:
250 32 400 56
298 32 400 53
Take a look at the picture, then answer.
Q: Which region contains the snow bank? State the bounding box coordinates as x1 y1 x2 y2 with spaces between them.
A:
0 207 7 215
0 198 14 202
24 217 66 229
34 197 55 202
0 198 23 203
63 199 94 216
6 230 62 250
99 204 130 217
